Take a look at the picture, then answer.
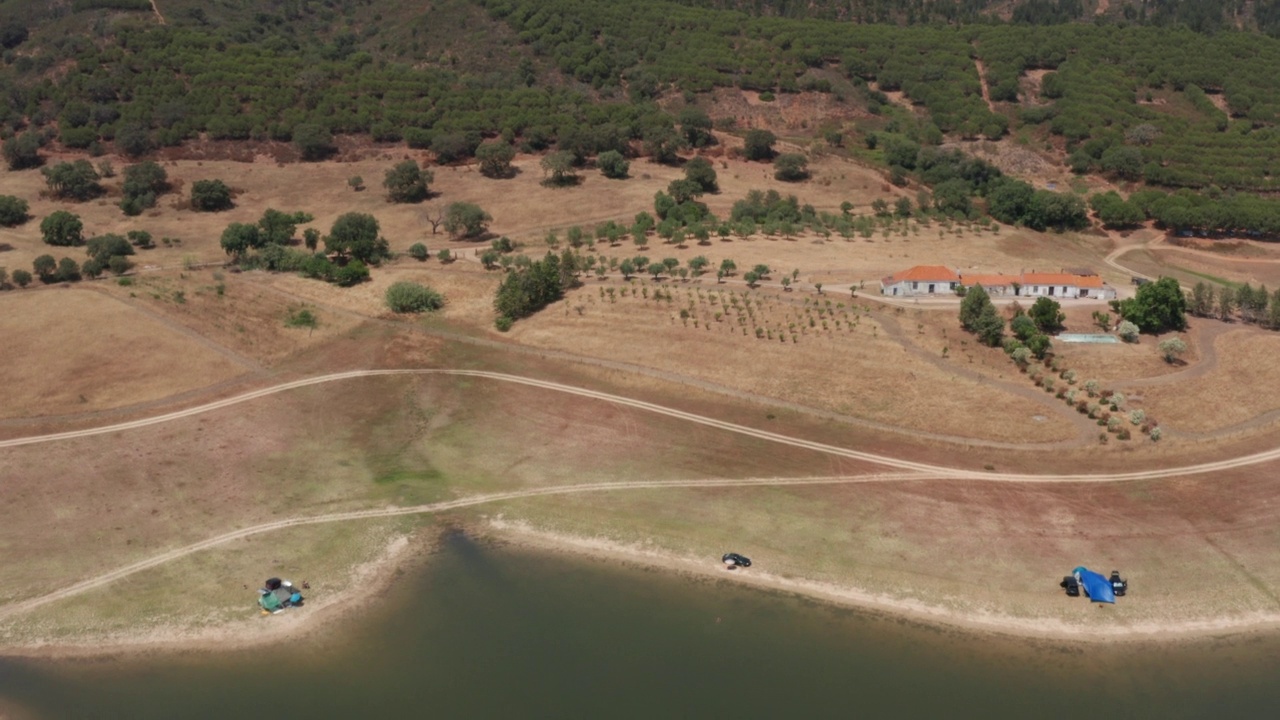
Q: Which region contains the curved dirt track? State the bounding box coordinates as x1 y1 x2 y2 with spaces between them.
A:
7 368 1280 620
8 368 1280 481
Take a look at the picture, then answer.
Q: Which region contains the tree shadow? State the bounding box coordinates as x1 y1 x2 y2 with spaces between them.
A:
540 175 583 189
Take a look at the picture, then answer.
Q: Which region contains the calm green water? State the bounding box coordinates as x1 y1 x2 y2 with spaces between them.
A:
3 534 1279 719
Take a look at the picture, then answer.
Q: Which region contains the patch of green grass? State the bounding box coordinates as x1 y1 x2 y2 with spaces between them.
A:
1171 265 1241 289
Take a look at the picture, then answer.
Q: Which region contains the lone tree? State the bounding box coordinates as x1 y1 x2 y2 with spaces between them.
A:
42 160 102 201
1029 297 1065 333
325 212 389 264
1158 337 1188 363
1118 276 1187 334
476 142 517 178
0 195 30 226
190 179 234 211
597 150 630 179
540 151 578 186
743 129 777 161
40 211 85 246
493 252 567 326
384 160 433 203
120 161 169 215
773 153 809 181
443 202 492 238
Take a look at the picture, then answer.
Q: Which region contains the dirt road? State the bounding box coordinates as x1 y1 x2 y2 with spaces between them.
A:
7 368 1280 618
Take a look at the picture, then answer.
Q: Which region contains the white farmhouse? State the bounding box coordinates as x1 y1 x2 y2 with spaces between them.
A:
880 265 960 296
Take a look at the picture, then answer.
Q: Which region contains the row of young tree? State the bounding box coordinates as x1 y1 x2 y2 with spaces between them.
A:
1186 281 1280 328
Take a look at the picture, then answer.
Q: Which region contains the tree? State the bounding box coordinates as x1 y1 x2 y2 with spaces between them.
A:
480 250 500 269
540 151 578 186
960 284 993 331
619 259 635 279
1117 320 1140 342
437 249 454 263
333 259 370 287
108 255 133 276
120 161 169 215
744 271 759 287
0 21 28 49
1188 282 1213 317
1118 277 1187 333
384 160 432 203
494 252 566 323
443 202 492 238
1026 333 1052 359
40 211 84 247
293 123 335 161
190 179 233 211
684 157 718 193
33 254 57 281
598 150 629 179
894 197 913 218
688 255 709 275
1029 297 1065 333
773 153 809 181
477 143 517 178
743 129 777 161
325 213 389 264
662 257 680 274
1011 314 1037 342
348 176 364 191
2 132 41 170
56 257 81 282
431 133 477 163
641 122 686 164
385 281 445 313
1216 284 1237 321
720 258 737 276
12 269 32 287
220 223 261 257
408 243 429 261
259 209 312 245
0 195 29 226
1158 337 1187 363
678 106 714 148
303 228 321 252
42 160 102 201
86 233 134 265
974 304 1005 347
115 123 152 158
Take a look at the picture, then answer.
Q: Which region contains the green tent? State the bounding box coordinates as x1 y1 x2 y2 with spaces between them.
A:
259 591 283 612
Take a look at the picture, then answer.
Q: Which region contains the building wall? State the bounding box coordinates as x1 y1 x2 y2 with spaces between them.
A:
881 280 955 296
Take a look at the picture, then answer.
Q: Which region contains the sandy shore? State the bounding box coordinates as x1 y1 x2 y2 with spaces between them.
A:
481 518 1280 645
6 519 1280 660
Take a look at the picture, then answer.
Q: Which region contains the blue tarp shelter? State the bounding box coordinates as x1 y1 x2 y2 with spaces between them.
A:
1073 566 1115 604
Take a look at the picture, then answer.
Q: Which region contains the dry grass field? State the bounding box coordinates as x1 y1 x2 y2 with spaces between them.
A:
0 288 250 418
7 144 1280 647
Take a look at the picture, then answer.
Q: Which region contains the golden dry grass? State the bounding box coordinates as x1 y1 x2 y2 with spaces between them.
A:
1140 329 1280 432
0 288 249 418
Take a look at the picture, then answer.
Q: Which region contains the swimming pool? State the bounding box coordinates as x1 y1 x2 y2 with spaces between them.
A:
1057 333 1120 344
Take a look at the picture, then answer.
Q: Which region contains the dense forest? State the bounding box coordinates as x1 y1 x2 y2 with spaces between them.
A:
2 0 1280 236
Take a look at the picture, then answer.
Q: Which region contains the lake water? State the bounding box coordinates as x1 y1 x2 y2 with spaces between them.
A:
3 533 1280 719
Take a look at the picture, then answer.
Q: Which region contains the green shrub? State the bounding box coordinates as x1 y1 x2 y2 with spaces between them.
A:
385 281 445 313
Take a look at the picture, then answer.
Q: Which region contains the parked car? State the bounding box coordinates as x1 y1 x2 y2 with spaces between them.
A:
722 552 752 568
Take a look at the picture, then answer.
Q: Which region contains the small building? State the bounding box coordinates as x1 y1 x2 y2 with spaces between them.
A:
1020 272 1115 300
880 265 960 296
958 273 1020 297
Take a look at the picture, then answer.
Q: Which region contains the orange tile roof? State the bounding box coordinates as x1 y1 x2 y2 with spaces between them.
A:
959 273 1019 287
1021 272 1104 288
886 265 959 283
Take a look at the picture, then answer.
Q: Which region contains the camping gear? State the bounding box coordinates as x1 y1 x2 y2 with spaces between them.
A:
1073 567 1116 604
1110 571 1128 597
1059 576 1080 597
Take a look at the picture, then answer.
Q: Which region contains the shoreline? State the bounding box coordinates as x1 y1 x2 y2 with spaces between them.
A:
0 533 425 661
480 519 1280 645
5 520 1280 660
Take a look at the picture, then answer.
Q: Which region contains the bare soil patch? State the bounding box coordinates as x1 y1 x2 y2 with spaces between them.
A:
0 288 248 418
